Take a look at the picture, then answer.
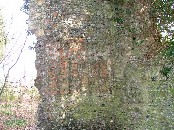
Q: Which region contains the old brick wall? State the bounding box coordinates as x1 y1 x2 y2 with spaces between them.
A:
29 0 114 97
28 0 119 128
28 0 163 129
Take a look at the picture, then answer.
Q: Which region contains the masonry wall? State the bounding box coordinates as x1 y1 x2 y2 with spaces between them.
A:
28 0 164 129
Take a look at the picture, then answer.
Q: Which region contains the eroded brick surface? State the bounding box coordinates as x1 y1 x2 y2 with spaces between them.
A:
28 0 166 129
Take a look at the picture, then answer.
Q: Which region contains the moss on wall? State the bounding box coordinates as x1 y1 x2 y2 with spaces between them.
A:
28 0 174 129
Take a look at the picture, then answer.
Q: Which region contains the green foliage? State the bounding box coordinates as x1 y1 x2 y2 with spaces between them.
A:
0 103 12 108
160 66 172 79
4 118 26 127
151 0 174 58
163 40 174 57
152 0 174 34
109 0 174 58
1 110 13 116
0 103 14 116
0 10 6 59
0 87 16 101
108 0 130 19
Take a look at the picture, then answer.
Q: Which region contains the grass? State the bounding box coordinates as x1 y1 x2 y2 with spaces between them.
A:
4 118 26 127
0 110 13 116
0 104 12 108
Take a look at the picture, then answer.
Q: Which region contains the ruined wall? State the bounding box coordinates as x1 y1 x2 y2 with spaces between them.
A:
28 1 121 129
28 0 173 129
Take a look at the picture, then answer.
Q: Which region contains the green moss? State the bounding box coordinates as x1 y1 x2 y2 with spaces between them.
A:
72 95 127 124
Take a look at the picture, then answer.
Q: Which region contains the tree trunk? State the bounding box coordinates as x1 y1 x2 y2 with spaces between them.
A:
28 0 162 129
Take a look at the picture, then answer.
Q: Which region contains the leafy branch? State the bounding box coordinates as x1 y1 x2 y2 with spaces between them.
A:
0 36 27 97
